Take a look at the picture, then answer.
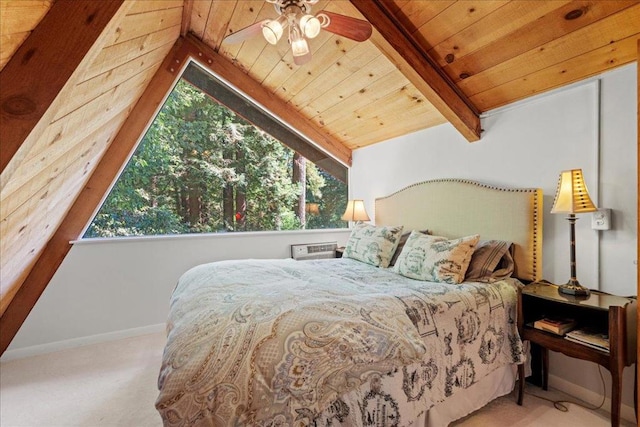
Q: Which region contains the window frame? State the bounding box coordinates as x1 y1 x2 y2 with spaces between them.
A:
81 57 350 239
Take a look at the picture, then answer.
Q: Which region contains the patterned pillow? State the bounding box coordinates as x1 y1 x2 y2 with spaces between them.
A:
393 232 480 284
343 222 404 268
465 240 512 282
389 229 430 267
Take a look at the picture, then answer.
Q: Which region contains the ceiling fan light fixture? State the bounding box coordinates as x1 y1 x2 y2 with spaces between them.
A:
299 14 321 38
225 0 372 65
290 26 310 57
262 15 287 44
291 36 310 57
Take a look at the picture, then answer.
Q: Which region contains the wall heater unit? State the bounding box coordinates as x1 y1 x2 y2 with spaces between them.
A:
291 242 337 260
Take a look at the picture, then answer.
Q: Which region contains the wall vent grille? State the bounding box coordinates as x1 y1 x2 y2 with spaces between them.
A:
291 242 337 260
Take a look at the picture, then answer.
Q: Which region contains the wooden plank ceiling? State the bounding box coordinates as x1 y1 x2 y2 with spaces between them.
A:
195 0 640 150
0 0 638 353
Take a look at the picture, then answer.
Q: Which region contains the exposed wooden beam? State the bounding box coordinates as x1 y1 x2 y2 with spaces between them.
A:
0 38 185 356
0 0 126 175
349 0 481 142
181 34 352 166
181 0 194 37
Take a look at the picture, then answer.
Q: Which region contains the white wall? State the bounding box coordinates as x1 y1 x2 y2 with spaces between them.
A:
350 63 637 415
7 229 350 352
599 65 638 293
351 66 638 294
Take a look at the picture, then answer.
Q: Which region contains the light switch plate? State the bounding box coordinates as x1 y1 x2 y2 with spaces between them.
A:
591 208 611 230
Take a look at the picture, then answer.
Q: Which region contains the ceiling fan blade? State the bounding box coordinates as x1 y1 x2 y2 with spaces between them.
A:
293 51 313 66
318 11 372 42
223 20 269 44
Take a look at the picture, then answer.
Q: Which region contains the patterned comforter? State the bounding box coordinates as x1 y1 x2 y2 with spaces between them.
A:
156 258 524 426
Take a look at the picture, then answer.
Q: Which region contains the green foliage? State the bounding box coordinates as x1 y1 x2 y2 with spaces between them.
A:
306 169 348 229
85 79 347 238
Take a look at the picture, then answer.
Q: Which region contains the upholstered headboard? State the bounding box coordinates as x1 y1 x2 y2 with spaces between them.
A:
375 179 543 282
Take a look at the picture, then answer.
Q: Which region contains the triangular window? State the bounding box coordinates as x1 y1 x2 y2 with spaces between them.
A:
84 62 347 238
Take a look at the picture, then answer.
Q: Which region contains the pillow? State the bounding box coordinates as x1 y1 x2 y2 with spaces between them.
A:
389 229 430 267
465 240 513 282
490 248 515 281
393 232 480 284
343 222 404 268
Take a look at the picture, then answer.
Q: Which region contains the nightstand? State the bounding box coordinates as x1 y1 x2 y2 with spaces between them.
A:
335 247 345 258
517 281 637 427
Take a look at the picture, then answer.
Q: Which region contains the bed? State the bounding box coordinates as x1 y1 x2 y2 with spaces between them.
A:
156 179 543 426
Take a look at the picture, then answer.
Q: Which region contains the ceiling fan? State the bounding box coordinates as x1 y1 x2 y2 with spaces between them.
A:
223 0 373 65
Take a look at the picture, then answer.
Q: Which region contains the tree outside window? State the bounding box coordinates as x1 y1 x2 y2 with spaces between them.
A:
84 78 347 238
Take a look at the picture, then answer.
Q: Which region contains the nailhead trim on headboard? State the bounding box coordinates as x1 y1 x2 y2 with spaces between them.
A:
377 178 540 197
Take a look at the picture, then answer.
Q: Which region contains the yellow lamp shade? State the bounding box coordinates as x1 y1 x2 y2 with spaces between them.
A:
341 200 370 222
550 169 597 214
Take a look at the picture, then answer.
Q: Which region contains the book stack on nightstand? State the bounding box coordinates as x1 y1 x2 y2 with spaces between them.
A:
532 317 577 336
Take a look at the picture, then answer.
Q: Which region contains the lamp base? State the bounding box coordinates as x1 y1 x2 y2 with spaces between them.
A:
558 280 590 297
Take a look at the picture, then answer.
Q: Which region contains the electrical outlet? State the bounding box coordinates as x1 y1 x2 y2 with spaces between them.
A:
591 208 611 230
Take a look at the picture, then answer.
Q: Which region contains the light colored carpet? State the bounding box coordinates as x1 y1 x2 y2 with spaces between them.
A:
451 387 633 427
1 333 164 427
0 332 634 427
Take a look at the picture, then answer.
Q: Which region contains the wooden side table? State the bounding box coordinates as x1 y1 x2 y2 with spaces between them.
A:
517 281 637 427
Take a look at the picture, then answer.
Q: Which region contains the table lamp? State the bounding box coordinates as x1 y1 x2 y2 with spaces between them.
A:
550 169 597 296
341 199 370 222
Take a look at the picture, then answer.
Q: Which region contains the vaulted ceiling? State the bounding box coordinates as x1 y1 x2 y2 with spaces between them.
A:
0 0 638 353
